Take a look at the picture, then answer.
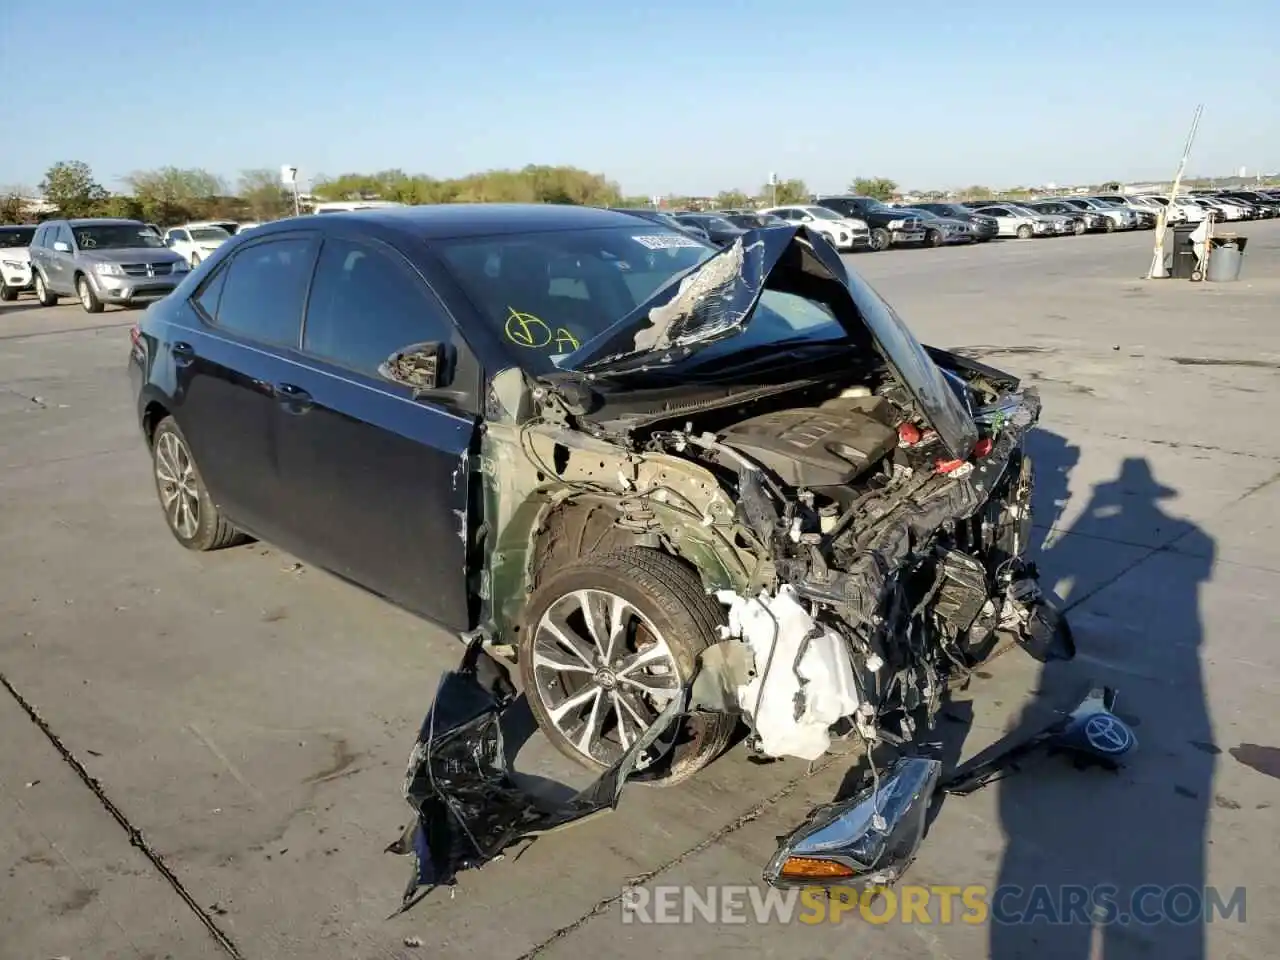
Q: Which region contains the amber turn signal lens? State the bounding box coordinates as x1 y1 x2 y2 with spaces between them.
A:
973 437 994 458
778 856 857 879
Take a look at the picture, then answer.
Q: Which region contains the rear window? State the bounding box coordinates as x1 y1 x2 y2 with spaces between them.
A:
437 225 714 373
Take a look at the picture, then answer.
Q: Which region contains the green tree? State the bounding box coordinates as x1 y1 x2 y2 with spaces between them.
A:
1 186 31 223
124 166 226 224
714 189 750 209
758 178 809 205
849 177 898 200
39 161 107 217
959 185 992 200
237 169 293 221
96 195 145 220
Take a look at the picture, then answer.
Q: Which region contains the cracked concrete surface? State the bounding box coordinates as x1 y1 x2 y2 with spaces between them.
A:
2 224 1278 959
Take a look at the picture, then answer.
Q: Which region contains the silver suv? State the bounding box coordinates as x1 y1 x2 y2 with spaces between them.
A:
28 218 190 313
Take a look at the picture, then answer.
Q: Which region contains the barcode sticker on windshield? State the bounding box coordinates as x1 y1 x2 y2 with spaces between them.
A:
633 234 703 250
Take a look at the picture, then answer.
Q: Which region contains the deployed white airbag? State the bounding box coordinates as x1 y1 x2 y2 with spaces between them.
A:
718 586 860 761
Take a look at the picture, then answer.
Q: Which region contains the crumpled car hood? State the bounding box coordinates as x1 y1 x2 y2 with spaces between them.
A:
561 224 979 460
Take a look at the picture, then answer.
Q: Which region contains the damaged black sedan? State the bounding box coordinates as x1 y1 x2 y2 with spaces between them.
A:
129 203 1068 803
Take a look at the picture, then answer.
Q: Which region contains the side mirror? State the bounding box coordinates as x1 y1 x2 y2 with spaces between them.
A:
379 341 448 396
53 241 71 253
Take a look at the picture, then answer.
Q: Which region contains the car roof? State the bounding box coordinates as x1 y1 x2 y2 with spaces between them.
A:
66 217 143 227
311 203 647 240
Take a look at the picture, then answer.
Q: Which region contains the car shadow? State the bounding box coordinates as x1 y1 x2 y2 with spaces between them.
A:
989 452 1215 959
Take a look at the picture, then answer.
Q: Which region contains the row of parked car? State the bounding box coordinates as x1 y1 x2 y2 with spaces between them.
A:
2 187 1277 309
617 187 1280 255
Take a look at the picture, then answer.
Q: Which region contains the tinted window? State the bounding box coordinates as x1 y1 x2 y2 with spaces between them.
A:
192 264 229 320
302 238 450 378
210 237 315 345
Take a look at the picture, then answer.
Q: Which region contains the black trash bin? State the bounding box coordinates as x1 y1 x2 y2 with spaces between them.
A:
1169 223 1198 279
1206 236 1248 282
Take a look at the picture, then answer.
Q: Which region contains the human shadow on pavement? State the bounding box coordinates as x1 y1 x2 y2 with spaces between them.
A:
989 455 1216 960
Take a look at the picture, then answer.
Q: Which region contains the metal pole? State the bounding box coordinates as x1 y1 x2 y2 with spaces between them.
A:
1148 104 1204 279
292 181 301 217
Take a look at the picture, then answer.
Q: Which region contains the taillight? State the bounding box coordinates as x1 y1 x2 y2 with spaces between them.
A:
973 437 993 458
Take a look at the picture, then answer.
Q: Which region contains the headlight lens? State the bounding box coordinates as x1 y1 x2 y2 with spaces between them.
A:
94 262 124 276
888 218 905 229
1 258 25 269
171 259 190 273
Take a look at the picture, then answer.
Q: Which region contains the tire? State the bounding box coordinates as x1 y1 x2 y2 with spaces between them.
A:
1190 269 1204 282
519 547 737 786
869 227 891 251
151 416 246 551
34 271 58 306
1072 220 1085 235
1103 218 1115 233
77 275 104 314
926 228 943 248
0 281 15 301
1016 224 1033 240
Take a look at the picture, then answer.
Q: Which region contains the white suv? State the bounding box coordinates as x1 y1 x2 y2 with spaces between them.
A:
0 224 36 300
759 205 871 251
162 222 235 267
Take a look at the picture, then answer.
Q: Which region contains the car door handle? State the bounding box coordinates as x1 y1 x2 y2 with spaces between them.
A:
171 341 195 366
275 382 313 414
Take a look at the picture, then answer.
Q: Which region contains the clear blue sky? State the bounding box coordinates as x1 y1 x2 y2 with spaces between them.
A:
3 0 1276 196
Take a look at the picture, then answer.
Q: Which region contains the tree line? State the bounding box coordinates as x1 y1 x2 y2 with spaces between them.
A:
10 160 1196 227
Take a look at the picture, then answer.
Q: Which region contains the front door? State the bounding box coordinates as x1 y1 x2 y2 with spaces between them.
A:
272 234 477 630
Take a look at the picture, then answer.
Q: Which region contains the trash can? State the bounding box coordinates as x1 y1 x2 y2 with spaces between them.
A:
1206 236 1248 282
1169 223 1198 279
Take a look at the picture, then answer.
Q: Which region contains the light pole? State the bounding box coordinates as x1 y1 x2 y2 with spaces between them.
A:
281 165 301 217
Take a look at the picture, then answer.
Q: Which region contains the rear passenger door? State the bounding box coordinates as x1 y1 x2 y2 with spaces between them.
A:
272 233 479 630
172 232 320 542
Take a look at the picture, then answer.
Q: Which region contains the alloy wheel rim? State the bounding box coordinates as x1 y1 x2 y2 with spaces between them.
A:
155 431 200 539
532 588 681 768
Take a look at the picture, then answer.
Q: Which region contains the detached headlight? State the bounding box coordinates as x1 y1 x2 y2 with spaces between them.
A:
94 262 124 276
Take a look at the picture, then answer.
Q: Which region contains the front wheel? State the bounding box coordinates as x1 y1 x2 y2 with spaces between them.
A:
869 227 891 251
0 281 15 301
1072 220 1085 235
151 417 246 551
1103 218 1115 233
926 229 943 247
34 272 58 306
1016 224 1033 240
519 547 737 786
77 275 104 314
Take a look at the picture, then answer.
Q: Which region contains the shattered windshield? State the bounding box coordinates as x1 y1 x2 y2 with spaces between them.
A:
438 226 722 374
